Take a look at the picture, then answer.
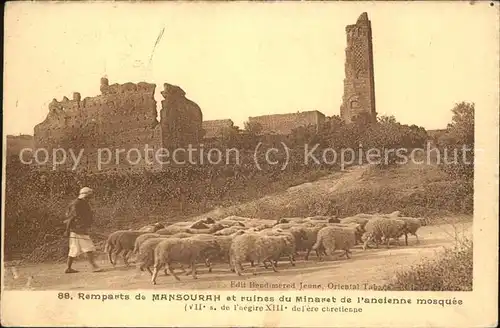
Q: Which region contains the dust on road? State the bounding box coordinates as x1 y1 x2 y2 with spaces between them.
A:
3 221 472 291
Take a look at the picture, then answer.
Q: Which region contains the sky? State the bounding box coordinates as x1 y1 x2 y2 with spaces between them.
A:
3 1 499 136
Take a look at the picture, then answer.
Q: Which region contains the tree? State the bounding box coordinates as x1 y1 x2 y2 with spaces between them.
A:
244 121 263 136
365 119 402 167
289 125 319 148
318 115 345 148
240 121 264 149
325 115 343 129
220 125 241 149
445 102 474 147
438 102 475 180
377 115 397 125
352 111 376 127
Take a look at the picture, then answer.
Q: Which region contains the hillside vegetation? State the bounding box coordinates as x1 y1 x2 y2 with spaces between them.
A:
4 103 474 263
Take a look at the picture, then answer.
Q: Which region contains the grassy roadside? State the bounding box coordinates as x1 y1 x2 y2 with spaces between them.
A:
383 220 473 291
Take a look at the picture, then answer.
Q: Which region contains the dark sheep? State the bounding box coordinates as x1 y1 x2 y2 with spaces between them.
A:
104 230 146 266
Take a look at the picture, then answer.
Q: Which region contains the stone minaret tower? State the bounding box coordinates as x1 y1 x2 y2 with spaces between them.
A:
340 12 377 124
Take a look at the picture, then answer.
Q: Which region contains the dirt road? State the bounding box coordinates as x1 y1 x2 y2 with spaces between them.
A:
3 220 472 291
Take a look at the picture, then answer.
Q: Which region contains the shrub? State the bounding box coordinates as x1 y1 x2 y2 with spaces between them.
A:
3 153 334 260
437 102 474 181
383 240 473 291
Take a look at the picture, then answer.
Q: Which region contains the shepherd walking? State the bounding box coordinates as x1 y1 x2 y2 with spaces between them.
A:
63 187 103 273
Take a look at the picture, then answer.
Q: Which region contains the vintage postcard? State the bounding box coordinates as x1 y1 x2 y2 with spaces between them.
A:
1 1 498 327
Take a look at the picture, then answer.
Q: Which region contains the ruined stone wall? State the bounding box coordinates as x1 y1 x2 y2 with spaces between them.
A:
160 83 203 149
340 12 377 124
202 119 234 139
33 78 162 173
248 110 326 135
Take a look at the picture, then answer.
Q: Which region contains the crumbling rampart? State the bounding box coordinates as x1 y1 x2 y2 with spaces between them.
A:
160 83 203 149
202 119 235 139
248 110 326 135
34 78 163 173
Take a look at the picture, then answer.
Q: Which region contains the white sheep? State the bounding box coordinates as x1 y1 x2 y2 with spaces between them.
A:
329 223 364 244
222 215 252 222
213 226 247 236
312 226 357 261
132 233 161 255
302 221 328 229
208 223 227 234
306 216 340 223
384 211 401 217
244 219 276 228
189 221 210 230
155 225 191 235
168 221 193 228
170 232 196 239
156 225 214 236
137 222 166 233
270 223 327 261
272 223 294 230
217 218 246 227
340 216 370 230
253 223 275 231
264 229 298 268
275 217 306 225
280 217 308 224
193 231 246 272
229 232 297 275
267 225 307 263
151 237 221 284
136 237 203 277
362 217 407 250
135 237 178 275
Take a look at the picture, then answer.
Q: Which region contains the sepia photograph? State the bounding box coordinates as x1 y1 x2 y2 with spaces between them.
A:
2 1 498 327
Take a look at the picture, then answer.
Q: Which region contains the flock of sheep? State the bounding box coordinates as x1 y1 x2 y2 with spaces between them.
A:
104 212 426 285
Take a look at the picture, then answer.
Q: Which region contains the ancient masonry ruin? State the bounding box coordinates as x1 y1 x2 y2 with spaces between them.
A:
249 12 377 131
202 119 235 139
32 12 376 173
34 78 203 173
248 111 326 135
340 12 377 124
